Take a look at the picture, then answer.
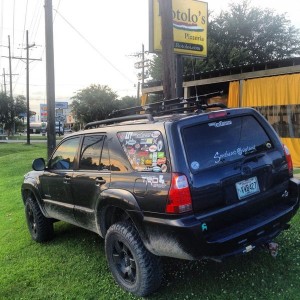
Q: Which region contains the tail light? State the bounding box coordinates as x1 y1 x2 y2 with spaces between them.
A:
283 144 293 176
166 173 192 214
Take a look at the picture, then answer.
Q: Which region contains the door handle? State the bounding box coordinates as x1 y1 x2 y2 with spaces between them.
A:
64 175 71 184
95 177 106 186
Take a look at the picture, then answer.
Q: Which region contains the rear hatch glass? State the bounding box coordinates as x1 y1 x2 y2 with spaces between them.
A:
183 115 273 172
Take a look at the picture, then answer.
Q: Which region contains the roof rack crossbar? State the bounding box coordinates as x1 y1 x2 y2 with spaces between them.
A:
110 91 224 118
84 114 154 129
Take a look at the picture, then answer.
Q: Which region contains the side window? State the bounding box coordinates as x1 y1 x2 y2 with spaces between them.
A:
49 137 81 170
79 135 105 170
117 131 168 173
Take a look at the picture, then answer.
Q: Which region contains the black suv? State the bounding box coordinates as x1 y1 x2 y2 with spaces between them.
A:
21 98 300 296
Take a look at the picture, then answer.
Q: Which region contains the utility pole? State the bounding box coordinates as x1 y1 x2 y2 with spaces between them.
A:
8 35 13 99
0 69 18 95
132 44 150 99
2 68 7 94
10 31 41 144
1 35 18 98
25 31 31 145
45 0 56 159
158 0 176 100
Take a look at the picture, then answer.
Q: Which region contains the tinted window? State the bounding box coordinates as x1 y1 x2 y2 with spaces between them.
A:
117 131 168 172
49 137 81 170
79 135 104 170
183 116 273 172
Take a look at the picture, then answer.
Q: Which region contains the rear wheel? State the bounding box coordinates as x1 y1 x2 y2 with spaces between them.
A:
25 195 54 242
105 221 162 297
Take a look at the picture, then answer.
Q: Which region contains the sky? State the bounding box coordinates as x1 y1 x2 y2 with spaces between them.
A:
0 0 300 114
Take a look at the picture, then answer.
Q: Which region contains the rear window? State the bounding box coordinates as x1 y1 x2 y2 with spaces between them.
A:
183 116 273 172
117 130 168 172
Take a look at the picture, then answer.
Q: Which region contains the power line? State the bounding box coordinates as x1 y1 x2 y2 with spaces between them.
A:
54 8 135 85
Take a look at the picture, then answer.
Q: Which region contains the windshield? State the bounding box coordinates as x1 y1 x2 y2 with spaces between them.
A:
183 115 273 172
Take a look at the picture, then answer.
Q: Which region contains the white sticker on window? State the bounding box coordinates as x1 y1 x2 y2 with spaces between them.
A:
191 161 200 170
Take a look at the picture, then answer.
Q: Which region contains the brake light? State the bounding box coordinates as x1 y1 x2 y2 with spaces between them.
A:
283 144 293 176
166 173 192 214
208 111 227 119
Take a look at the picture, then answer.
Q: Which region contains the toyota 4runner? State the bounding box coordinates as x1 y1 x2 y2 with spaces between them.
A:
21 98 300 296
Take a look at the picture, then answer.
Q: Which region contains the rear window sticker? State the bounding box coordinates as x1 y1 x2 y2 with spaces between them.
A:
153 166 162 172
140 138 153 144
157 157 167 165
144 159 153 166
208 120 232 128
125 139 137 146
157 152 165 158
191 161 200 170
214 145 256 164
151 131 161 138
125 132 134 139
157 140 163 151
151 152 158 163
117 133 125 142
128 148 136 155
161 164 168 173
138 151 149 157
149 145 157 152
136 132 152 138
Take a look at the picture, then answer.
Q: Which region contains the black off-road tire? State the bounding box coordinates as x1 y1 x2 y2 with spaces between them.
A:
25 195 54 242
105 221 162 297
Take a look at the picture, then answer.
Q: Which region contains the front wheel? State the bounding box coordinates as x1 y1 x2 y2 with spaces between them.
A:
105 221 162 297
25 195 54 242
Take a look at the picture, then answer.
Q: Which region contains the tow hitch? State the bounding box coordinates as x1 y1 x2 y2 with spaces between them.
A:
267 242 279 258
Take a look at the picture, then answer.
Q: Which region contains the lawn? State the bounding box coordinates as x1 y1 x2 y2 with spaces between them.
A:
1 143 300 299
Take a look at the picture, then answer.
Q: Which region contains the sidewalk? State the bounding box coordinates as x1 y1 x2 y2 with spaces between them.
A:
294 173 300 179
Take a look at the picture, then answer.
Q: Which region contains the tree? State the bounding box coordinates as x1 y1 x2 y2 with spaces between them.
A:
119 96 139 109
148 0 300 80
71 84 119 124
0 93 26 135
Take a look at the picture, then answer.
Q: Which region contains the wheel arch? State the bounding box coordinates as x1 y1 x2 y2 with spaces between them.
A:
96 189 149 247
21 183 48 217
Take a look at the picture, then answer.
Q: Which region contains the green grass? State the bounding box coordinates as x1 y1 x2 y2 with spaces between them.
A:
1 143 300 299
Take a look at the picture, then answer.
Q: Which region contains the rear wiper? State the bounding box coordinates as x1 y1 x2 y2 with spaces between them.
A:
243 148 257 156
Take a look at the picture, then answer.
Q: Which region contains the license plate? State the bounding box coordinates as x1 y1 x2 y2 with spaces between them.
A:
235 176 260 200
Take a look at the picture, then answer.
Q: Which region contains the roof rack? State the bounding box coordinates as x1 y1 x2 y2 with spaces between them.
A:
84 114 154 129
84 91 226 129
110 91 225 118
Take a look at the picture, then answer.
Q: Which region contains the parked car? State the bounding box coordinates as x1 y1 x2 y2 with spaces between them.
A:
21 98 300 296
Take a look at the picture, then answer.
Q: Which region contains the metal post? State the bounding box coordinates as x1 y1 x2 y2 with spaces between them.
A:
176 54 183 98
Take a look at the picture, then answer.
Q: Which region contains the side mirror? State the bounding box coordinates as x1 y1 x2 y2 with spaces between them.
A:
32 158 46 171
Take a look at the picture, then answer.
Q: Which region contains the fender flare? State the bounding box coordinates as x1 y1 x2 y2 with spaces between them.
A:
96 189 149 245
21 182 49 217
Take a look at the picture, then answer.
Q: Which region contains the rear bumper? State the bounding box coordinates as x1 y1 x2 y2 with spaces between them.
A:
142 178 300 261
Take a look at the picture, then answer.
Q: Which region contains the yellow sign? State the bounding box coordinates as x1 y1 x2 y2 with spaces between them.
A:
150 0 208 57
